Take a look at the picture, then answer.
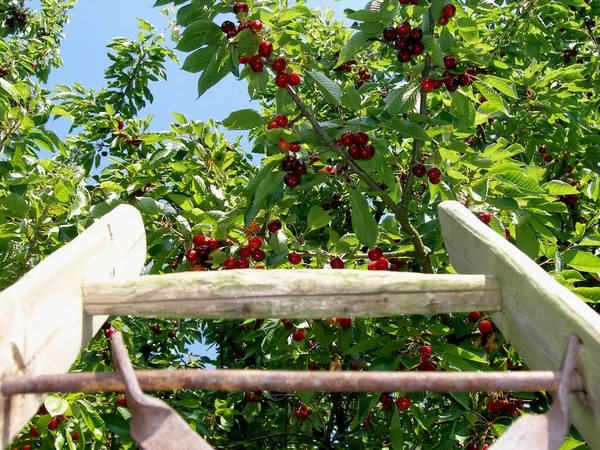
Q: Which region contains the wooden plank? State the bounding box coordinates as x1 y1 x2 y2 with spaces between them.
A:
0 205 146 448
438 200 600 449
83 271 501 318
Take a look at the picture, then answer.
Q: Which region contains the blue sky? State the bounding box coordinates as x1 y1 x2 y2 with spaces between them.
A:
47 0 366 363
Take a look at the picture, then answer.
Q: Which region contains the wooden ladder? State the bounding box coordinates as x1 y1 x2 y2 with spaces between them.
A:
1 201 599 448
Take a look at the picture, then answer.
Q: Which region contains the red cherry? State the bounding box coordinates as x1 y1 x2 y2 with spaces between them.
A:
221 20 236 33
412 163 426 177
479 320 493 335
30 426 40 438
249 236 263 249
288 251 302 264
292 329 306 341
330 257 345 269
375 257 389 270
287 72 301 86
396 395 411 411
275 72 289 88
396 22 411 36
442 4 456 18
443 55 457 69
420 78 435 92
337 317 352 329
354 131 369 145
268 219 282 232
258 41 273 58
341 131 354 146
278 138 290 151
284 173 301 187
275 114 288 128
383 26 397 41
106 328 116 337
117 396 127 406
47 417 59 431
250 19 263 31
419 345 433 355
409 28 423 41
72 431 80 441
427 167 441 179
240 245 252 259
267 121 278 130
367 247 383 261
192 235 206 246
467 311 481 323
235 259 250 269
476 212 491 224
289 142 301 152
206 237 218 251
225 257 236 270
271 57 287 73
250 57 264 73
438 16 449 25
397 49 412 63
233 2 249 14
466 444 480 450
251 248 266 262
282 155 296 171
411 43 425 56
395 37 410 50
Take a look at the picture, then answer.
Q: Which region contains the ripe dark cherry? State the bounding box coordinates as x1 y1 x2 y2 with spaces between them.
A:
383 26 397 41
258 41 273 58
271 57 287 73
284 173 301 187
268 219 282 232
367 247 383 261
442 4 456 18
233 2 249 14
397 49 412 63
275 72 288 88
427 167 441 179
396 21 411 36
292 329 306 341
349 144 361 159
275 114 288 127
467 311 481 323
292 159 307 176
249 236 263 249
411 43 425 56
438 16 449 25
289 142 301 152
240 245 252 259
341 131 354 146
420 78 435 92
412 163 426 177
409 28 423 41
221 20 236 34
282 155 296 171
235 259 250 269
250 57 264 73
288 251 302 264
252 249 266 262
354 131 368 145
250 19 263 31
479 319 493 335
396 395 411 411
287 72 301 86
330 257 344 269
395 37 410 50
443 55 457 69
225 257 236 269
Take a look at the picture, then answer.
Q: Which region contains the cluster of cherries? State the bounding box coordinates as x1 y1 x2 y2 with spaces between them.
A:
221 3 301 88
417 344 437 371
335 131 375 160
244 391 262 403
224 235 266 269
364 246 408 271
467 311 494 335
421 56 476 93
185 234 221 270
333 57 372 87
282 155 306 187
412 163 442 185
3 8 28 29
267 113 288 130
382 22 425 64
293 403 310 421
485 398 522 417
398 0 457 27
379 393 411 411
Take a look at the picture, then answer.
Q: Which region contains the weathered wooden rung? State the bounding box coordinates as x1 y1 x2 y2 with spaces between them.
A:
82 271 502 318
0 369 585 395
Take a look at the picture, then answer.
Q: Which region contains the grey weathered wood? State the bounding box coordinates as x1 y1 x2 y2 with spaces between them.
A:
438 200 600 449
82 271 501 318
0 205 146 448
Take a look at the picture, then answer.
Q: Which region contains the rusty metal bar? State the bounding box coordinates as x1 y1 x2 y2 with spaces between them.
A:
0 369 584 395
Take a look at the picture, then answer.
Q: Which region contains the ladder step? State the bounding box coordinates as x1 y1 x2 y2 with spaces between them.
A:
83 270 501 318
1 369 583 395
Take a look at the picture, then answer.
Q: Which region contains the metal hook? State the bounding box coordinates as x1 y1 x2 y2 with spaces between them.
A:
490 334 582 449
111 332 214 449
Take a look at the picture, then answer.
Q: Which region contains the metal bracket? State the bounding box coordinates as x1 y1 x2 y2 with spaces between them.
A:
490 334 582 449
111 332 214 450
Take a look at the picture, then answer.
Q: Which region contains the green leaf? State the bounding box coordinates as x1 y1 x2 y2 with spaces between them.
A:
385 119 431 141
135 197 162 216
45 395 68 416
307 205 333 230
197 44 229 98
170 112 188 124
234 28 261 57
479 75 518 99
268 230 288 254
411 403 432 433
348 188 378 247
421 35 444 68
516 219 540 259
0 193 29 217
176 19 222 52
181 46 219 73
341 86 361 110
222 109 263 130
54 179 71 204
438 343 487 363
390 409 404 449
335 32 372 68
563 251 600 273
543 180 580 195
450 92 475 130
308 71 342 106
494 171 543 195
384 82 419 116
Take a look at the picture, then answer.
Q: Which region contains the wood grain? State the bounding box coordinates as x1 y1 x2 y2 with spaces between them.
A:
439 200 600 449
0 205 146 447
83 271 502 318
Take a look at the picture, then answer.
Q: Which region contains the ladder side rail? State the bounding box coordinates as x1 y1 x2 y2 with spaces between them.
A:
0 205 146 447
439 200 600 449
